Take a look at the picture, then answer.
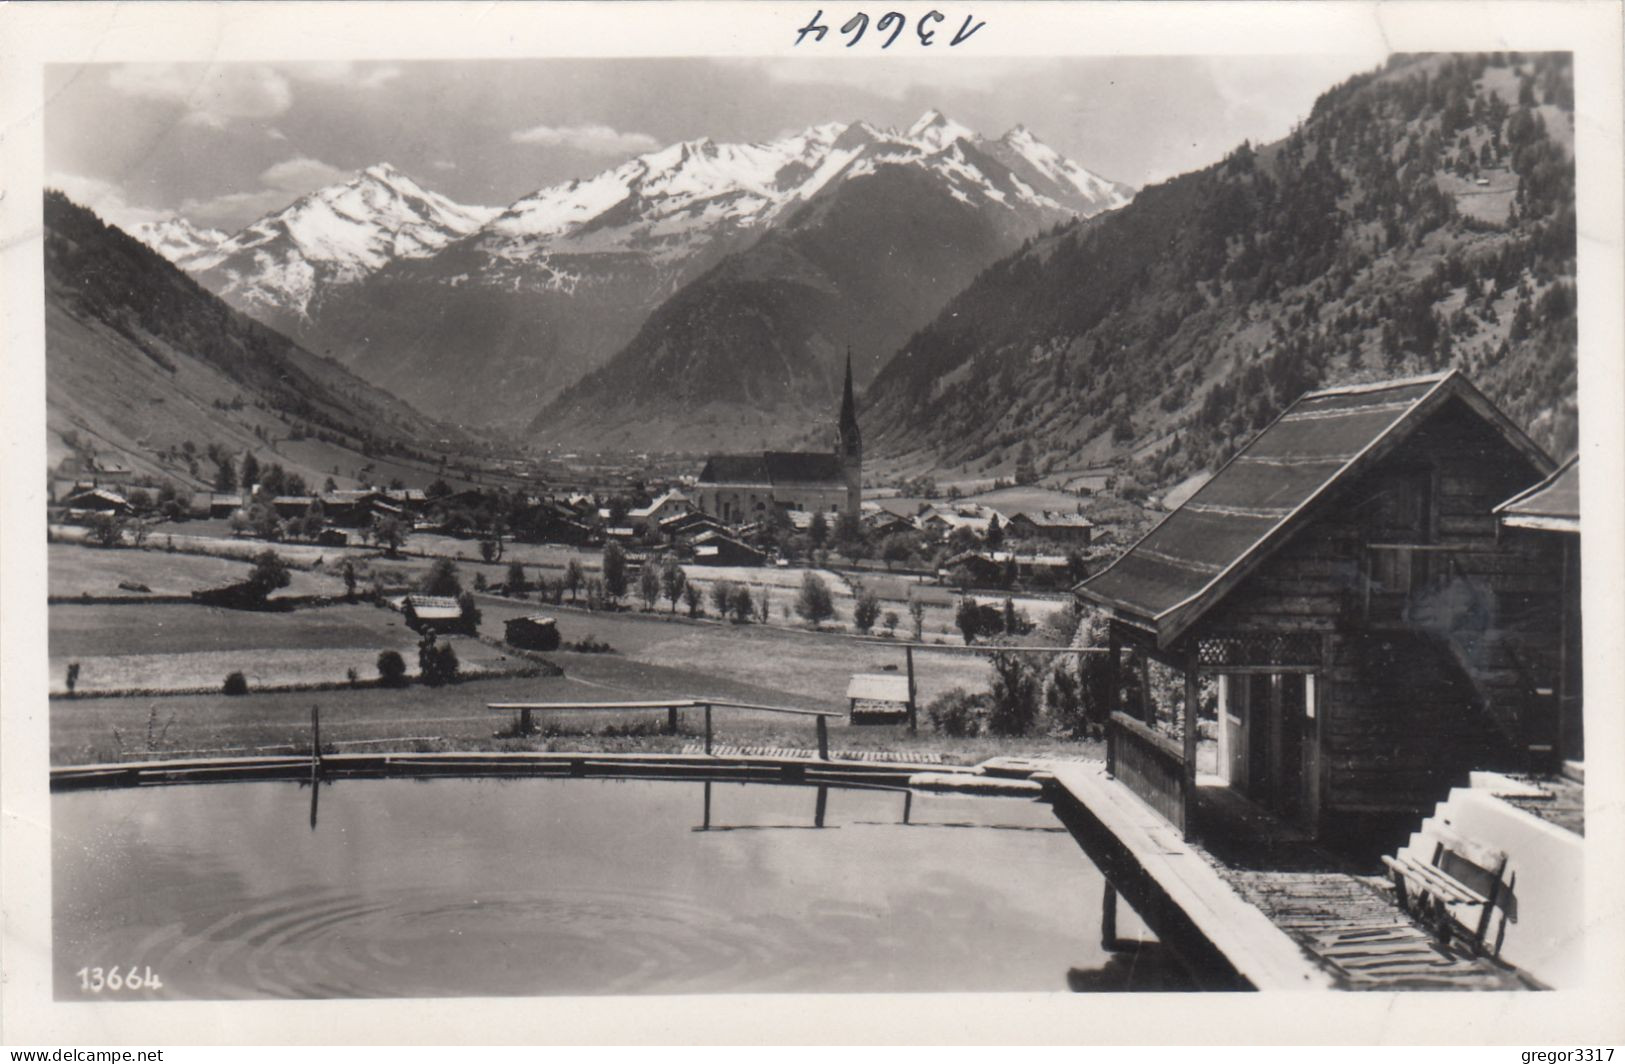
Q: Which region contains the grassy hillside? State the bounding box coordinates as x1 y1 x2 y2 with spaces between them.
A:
864 54 1577 489
45 191 464 489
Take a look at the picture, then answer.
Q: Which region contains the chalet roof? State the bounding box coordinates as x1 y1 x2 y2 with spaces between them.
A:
62 487 129 509
1010 509 1094 529
1077 371 1554 647
847 673 910 703
404 594 462 620
698 452 843 486
1494 455 1579 533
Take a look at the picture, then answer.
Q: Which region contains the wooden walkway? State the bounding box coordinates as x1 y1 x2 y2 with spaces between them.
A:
1039 761 1529 990
680 742 945 764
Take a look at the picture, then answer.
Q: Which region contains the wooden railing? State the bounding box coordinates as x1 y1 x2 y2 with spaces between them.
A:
1106 711 1188 834
487 699 844 759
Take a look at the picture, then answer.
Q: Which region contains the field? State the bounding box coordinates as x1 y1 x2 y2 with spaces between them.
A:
49 542 343 598
47 601 516 695
47 591 1094 765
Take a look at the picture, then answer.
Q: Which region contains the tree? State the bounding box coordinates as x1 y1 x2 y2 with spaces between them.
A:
955 597 999 645
421 557 462 597
227 510 250 538
683 582 704 618
214 458 237 493
506 560 527 594
853 590 881 633
89 511 126 548
457 590 481 634
601 543 628 604
371 515 405 557
756 585 771 623
341 560 357 602
711 579 734 617
417 633 459 686
985 514 1004 549
909 599 927 641
426 478 453 500
730 584 754 624
564 558 585 602
808 510 829 548
795 572 834 627
884 611 900 636
480 538 503 563
377 649 408 687
638 563 661 611
240 452 260 492
661 561 687 614
246 549 291 599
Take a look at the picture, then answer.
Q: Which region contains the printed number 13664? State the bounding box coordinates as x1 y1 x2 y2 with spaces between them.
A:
77 965 164 992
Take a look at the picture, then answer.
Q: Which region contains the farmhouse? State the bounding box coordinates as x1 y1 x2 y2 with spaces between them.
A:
627 490 694 531
60 486 131 515
695 352 862 525
1076 371 1569 842
691 530 768 567
1007 509 1094 545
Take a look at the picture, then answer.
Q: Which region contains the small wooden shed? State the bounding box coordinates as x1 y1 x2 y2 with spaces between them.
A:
505 615 561 652
1076 371 1566 842
847 673 911 724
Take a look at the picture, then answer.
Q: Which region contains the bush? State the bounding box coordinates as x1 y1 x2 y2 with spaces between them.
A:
730 584 754 624
376 650 407 686
222 671 249 696
246 549 291 598
927 687 987 737
986 651 1041 736
418 635 459 686
566 635 615 654
421 558 462 597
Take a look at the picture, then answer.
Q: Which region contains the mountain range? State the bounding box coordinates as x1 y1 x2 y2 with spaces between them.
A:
133 111 1132 435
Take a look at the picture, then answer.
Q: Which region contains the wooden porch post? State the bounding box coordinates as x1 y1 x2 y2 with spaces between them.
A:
1106 625 1122 775
1183 642 1201 840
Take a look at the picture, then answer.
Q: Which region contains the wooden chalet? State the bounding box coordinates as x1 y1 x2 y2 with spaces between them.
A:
1076 372 1566 842
402 594 466 634
1006 509 1094 545
1494 456 1582 763
690 530 767 567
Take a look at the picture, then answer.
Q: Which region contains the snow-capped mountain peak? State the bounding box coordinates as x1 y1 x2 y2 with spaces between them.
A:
132 216 228 267
905 109 981 152
184 163 498 322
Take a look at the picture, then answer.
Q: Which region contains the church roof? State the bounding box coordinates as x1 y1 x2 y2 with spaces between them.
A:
699 451 844 486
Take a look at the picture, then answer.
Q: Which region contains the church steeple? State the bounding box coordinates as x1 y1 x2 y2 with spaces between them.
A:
837 346 862 517
838 346 861 459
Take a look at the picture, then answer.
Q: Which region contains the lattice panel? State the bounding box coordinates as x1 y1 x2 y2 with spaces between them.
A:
1197 632 1322 668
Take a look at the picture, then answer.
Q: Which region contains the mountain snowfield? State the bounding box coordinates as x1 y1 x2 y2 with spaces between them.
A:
136 111 1131 430
131 217 230 266
181 164 498 327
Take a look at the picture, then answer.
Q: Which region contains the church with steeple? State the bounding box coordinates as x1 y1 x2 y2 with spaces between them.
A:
694 352 864 527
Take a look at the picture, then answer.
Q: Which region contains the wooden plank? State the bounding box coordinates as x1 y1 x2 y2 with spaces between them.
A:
1045 761 1335 990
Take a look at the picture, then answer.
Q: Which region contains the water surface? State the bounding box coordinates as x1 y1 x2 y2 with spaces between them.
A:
54 776 1182 998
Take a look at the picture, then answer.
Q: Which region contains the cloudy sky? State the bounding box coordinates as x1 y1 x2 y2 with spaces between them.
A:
46 54 1387 232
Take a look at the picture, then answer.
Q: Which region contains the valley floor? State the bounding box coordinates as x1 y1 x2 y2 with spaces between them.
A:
45 539 1096 767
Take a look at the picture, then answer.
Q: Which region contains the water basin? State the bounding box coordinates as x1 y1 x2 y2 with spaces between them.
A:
54 775 1188 998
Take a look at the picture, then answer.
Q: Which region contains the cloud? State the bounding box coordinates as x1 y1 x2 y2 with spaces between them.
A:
285 62 404 90
259 156 352 192
728 57 1054 102
179 155 355 225
107 63 293 129
46 171 167 230
510 122 659 155
430 160 458 171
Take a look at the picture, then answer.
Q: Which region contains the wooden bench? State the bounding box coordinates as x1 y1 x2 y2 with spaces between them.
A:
1382 824 1511 957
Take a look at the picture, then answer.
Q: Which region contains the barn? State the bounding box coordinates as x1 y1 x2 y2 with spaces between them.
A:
1076 371 1568 843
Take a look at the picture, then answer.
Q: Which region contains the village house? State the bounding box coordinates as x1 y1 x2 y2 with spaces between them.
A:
1006 508 1094 545
402 594 468 635
690 529 768 567
695 353 862 525
1076 372 1570 844
627 489 694 532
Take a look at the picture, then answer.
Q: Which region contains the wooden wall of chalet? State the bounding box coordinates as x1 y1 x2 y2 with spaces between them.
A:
1195 397 1564 818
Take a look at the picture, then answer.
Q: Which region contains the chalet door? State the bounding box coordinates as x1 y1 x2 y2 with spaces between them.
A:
1275 674 1306 821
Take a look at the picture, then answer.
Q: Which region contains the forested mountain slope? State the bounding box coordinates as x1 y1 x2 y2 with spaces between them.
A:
864 53 1577 489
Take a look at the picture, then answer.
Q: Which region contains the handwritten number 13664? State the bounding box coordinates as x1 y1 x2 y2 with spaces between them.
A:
795 10 986 48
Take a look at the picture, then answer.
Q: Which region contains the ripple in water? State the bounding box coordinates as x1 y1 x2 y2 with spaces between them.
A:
54 777 1178 998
